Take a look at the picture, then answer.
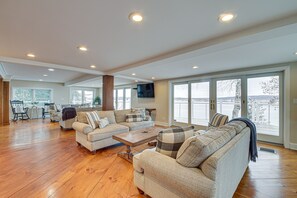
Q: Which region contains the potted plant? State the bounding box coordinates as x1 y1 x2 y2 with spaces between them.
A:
93 96 101 105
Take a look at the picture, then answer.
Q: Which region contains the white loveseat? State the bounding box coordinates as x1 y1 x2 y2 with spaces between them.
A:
73 109 154 153
133 122 251 198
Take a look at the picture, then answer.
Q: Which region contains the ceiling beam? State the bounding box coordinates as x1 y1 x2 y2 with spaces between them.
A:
0 56 104 75
64 75 101 86
106 13 297 75
114 74 153 83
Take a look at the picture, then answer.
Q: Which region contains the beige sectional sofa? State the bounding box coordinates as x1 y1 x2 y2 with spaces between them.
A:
133 122 251 198
73 109 154 153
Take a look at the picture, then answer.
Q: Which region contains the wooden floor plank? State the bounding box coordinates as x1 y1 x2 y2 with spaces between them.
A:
0 119 297 198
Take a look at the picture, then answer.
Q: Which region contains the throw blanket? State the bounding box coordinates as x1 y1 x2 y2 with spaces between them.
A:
62 107 77 121
229 118 258 162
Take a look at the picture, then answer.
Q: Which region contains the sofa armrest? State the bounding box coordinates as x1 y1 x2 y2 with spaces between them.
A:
72 122 93 134
136 149 215 198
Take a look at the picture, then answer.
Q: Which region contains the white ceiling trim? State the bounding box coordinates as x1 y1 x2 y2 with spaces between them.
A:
106 13 297 75
0 62 12 81
0 56 104 75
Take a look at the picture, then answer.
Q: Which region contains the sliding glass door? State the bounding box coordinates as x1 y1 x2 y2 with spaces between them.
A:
191 82 210 126
173 84 189 123
172 72 283 144
216 79 241 120
247 74 283 143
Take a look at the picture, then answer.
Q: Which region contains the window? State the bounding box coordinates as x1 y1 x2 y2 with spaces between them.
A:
172 72 283 144
12 88 53 106
114 88 131 110
70 88 95 104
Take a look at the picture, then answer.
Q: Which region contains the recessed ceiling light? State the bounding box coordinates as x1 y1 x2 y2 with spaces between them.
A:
152 77 155 80
78 46 88 51
129 12 143 22
219 13 235 23
39 79 43 81
132 73 136 76
27 53 35 58
295 52 297 55
193 66 199 69
90 65 96 68
43 74 48 77
48 68 55 72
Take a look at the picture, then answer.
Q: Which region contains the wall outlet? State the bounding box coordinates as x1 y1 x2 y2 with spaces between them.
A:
293 98 297 104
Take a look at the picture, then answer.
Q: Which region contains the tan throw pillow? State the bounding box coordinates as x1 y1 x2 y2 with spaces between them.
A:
156 126 195 158
86 111 101 129
176 125 236 167
97 111 116 124
98 117 109 128
76 112 88 124
126 113 143 123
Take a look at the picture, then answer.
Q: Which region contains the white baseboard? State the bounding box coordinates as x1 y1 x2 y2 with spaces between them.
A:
290 143 297 150
154 121 169 127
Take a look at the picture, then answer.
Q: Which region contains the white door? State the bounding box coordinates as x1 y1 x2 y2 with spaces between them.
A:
247 74 283 144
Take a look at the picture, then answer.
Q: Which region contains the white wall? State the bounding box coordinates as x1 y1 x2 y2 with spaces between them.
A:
10 80 70 104
131 80 169 126
10 80 102 105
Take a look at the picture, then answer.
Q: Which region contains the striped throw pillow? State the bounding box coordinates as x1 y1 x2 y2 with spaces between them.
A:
209 113 229 128
98 117 109 128
86 111 100 129
156 126 195 158
126 113 143 123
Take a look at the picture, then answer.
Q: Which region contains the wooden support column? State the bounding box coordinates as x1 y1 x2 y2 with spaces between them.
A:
102 75 114 111
3 81 10 125
0 78 3 126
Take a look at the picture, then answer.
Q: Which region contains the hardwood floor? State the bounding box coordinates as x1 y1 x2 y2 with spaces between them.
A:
0 119 297 198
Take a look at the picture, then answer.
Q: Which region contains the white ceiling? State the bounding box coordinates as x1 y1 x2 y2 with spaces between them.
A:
0 0 297 84
1 62 82 83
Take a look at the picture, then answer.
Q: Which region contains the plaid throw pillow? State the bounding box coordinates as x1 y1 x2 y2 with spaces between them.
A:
209 113 229 127
132 108 148 120
156 126 195 158
86 111 100 129
126 113 143 123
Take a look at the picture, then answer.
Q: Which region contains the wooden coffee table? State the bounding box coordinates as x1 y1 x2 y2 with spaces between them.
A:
112 127 163 162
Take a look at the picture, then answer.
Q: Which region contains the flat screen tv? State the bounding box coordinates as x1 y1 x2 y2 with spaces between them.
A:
137 83 155 98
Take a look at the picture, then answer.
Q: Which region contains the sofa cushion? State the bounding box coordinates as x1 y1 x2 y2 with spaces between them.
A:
97 111 116 124
86 111 101 129
99 117 109 129
119 121 154 131
156 126 195 158
87 124 129 142
114 109 132 123
76 112 89 124
126 113 143 123
176 125 236 167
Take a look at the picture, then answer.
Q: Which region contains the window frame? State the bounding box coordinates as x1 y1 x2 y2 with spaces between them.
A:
70 87 96 104
114 87 132 110
12 87 53 106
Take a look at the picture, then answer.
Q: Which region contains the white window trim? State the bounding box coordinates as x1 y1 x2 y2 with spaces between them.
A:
169 65 291 148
